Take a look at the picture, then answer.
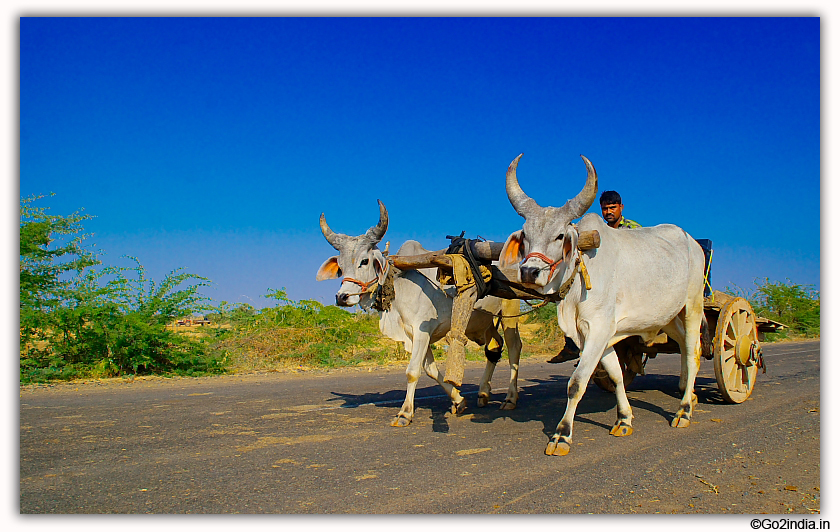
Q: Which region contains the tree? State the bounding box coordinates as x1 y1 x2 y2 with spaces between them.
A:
20 194 99 303
750 278 820 337
20 194 221 382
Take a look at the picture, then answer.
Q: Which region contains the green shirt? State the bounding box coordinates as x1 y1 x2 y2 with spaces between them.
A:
617 216 641 229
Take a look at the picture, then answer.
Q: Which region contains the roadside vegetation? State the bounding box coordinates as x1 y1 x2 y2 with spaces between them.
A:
518 301 568 358
726 280 820 341
19 195 407 383
206 289 404 372
20 194 222 383
19 195 819 384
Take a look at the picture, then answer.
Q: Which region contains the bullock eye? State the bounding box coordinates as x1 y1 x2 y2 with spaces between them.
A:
556 234 564 241
359 258 369 266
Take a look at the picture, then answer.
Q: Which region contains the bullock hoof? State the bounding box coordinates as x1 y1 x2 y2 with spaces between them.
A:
545 440 571 456
671 415 691 428
450 398 467 415
477 394 490 408
609 421 633 437
500 399 517 411
390 414 412 427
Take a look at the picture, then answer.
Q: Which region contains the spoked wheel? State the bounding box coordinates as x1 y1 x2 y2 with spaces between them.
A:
713 297 761 403
591 341 638 393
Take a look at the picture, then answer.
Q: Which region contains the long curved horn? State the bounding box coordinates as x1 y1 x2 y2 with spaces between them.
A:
364 199 389 243
320 213 346 250
564 155 599 219
505 154 541 219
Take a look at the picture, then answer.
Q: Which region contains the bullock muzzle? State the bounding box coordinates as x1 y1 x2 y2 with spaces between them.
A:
335 293 352 307
520 252 561 286
520 265 541 285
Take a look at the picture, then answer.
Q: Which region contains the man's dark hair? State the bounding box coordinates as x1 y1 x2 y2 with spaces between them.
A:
599 190 622 206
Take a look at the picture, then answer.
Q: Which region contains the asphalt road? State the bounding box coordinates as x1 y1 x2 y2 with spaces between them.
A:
20 340 820 514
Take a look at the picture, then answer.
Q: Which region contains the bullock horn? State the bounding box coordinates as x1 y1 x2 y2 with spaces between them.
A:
364 199 389 243
563 155 599 219
319 212 347 250
505 154 542 219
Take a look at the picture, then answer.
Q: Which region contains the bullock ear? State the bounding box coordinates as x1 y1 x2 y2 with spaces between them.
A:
372 249 388 284
316 256 342 281
499 230 525 268
562 227 578 263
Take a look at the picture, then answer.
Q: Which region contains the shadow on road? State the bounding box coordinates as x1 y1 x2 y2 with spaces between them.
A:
323 370 723 436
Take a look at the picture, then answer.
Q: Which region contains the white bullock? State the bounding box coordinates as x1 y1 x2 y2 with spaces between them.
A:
499 154 708 456
317 201 523 427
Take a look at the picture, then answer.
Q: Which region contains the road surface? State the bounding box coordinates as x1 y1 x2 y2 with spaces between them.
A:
20 340 820 514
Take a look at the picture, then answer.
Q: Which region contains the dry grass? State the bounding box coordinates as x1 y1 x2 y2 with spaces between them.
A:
164 313 564 375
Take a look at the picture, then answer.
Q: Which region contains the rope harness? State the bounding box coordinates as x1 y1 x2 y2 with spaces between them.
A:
338 265 397 311
703 249 714 302
438 232 493 299
479 298 552 320
338 232 594 318
342 276 378 294
337 242 397 311
523 241 592 294
372 263 397 311
523 251 562 282
440 229 593 319
550 254 590 300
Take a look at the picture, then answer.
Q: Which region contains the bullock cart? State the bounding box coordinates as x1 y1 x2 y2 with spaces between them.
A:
589 289 786 403
387 232 785 405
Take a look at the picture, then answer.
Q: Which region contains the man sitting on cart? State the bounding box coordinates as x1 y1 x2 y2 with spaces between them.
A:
599 190 641 229
548 190 641 363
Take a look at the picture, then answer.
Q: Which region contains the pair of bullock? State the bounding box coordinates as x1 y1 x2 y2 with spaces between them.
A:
317 154 708 456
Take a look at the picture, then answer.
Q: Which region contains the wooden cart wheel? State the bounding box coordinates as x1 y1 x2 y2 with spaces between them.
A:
713 297 760 403
591 343 637 393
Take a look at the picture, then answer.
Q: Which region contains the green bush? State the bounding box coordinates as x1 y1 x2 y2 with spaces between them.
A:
209 289 397 370
19 195 222 383
727 278 820 340
523 300 562 340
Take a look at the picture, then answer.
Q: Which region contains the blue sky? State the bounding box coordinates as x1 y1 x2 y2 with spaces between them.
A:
19 16 820 308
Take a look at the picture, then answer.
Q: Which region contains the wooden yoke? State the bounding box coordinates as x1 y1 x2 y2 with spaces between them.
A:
388 230 599 392
390 230 600 274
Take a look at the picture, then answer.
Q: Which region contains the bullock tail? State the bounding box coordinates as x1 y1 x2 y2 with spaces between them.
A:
700 313 713 360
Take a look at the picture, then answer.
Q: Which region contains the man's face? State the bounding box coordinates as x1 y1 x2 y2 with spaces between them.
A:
601 202 623 227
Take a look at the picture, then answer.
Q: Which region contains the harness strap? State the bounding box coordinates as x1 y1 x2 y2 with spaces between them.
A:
444 233 492 300
477 298 551 319
554 259 579 299
703 249 714 301
578 254 592 290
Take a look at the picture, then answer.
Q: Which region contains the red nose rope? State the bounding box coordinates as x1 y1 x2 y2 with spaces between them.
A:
342 277 379 295
523 251 592 291
339 243 392 297
523 252 563 282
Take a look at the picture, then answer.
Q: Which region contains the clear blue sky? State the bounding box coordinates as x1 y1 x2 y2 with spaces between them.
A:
20 16 820 308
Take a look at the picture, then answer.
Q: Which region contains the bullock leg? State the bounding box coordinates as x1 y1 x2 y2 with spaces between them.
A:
669 300 704 428
662 315 690 393
546 328 612 456
601 347 634 437
477 326 503 408
421 348 467 415
500 322 522 410
391 332 433 427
